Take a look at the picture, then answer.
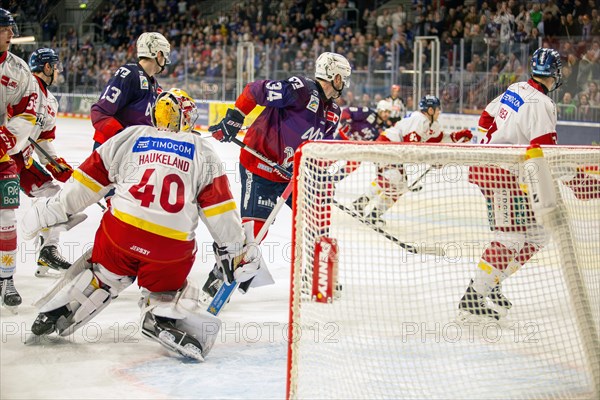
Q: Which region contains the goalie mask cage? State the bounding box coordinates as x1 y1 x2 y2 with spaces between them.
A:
287 142 599 400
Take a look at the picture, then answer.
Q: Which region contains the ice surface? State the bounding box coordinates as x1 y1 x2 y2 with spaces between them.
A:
1 118 291 399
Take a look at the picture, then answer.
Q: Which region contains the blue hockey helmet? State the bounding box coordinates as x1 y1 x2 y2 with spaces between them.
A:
531 48 562 91
0 8 19 37
29 48 60 72
419 95 441 112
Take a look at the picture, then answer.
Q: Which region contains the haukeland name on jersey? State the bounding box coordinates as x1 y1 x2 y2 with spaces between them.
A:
500 90 524 112
133 137 195 160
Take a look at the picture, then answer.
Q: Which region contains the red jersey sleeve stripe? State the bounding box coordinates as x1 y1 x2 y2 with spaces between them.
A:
38 127 56 141
79 151 112 187
197 174 236 209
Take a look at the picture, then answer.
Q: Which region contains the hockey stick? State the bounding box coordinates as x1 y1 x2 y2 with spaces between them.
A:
27 138 106 211
230 137 292 179
408 166 433 192
192 129 292 179
332 199 444 256
207 180 293 316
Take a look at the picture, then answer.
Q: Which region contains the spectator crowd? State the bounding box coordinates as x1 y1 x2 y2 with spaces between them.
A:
4 0 600 121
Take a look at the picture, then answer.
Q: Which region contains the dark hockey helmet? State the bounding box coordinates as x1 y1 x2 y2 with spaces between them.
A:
531 48 562 91
419 95 441 112
29 48 60 72
0 8 19 37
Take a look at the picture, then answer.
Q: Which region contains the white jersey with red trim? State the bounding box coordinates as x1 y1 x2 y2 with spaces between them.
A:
479 79 558 145
1 51 37 154
383 111 444 143
8 76 60 164
56 125 244 247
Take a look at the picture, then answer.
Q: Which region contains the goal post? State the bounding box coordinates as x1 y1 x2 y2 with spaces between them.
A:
287 141 599 399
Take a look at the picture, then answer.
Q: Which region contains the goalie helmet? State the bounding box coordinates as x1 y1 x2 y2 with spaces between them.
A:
418 95 441 112
29 48 60 72
315 52 351 88
531 47 562 91
0 8 19 37
137 32 171 64
151 88 197 132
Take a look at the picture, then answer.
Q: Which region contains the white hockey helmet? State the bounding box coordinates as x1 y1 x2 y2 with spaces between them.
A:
137 32 171 64
376 100 393 113
315 52 352 88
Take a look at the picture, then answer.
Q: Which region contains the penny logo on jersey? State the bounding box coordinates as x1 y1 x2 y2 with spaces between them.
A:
133 137 195 172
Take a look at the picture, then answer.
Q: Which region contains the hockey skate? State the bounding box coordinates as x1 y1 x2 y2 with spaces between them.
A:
0 277 22 313
457 280 499 321
31 306 71 336
36 245 71 278
142 312 204 362
488 284 512 310
200 264 224 305
352 195 371 216
364 208 386 226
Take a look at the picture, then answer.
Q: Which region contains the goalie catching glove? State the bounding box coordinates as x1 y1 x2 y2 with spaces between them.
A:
45 157 73 182
209 108 245 142
213 222 265 284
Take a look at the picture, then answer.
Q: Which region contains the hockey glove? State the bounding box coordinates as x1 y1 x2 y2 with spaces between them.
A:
337 122 351 140
209 108 245 142
450 129 473 143
212 241 263 284
46 157 73 182
212 242 238 284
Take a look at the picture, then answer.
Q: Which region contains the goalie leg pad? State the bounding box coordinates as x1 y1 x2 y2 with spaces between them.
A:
35 259 133 336
34 248 93 308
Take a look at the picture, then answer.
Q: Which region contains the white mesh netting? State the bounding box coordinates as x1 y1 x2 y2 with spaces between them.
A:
288 142 599 400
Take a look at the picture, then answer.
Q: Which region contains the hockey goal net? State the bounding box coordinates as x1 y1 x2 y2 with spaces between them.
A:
287 141 599 399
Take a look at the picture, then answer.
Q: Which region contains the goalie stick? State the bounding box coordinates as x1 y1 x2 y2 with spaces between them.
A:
332 199 444 256
27 138 107 211
205 134 293 316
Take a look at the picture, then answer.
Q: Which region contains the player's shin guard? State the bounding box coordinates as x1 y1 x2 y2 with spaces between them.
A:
471 241 515 297
0 209 20 309
462 242 517 318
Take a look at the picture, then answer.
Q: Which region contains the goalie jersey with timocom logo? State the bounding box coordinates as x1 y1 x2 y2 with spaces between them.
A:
67 126 244 261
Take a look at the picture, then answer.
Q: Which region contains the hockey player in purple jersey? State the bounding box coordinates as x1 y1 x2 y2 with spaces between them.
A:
337 100 393 141
202 52 351 299
90 32 170 147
